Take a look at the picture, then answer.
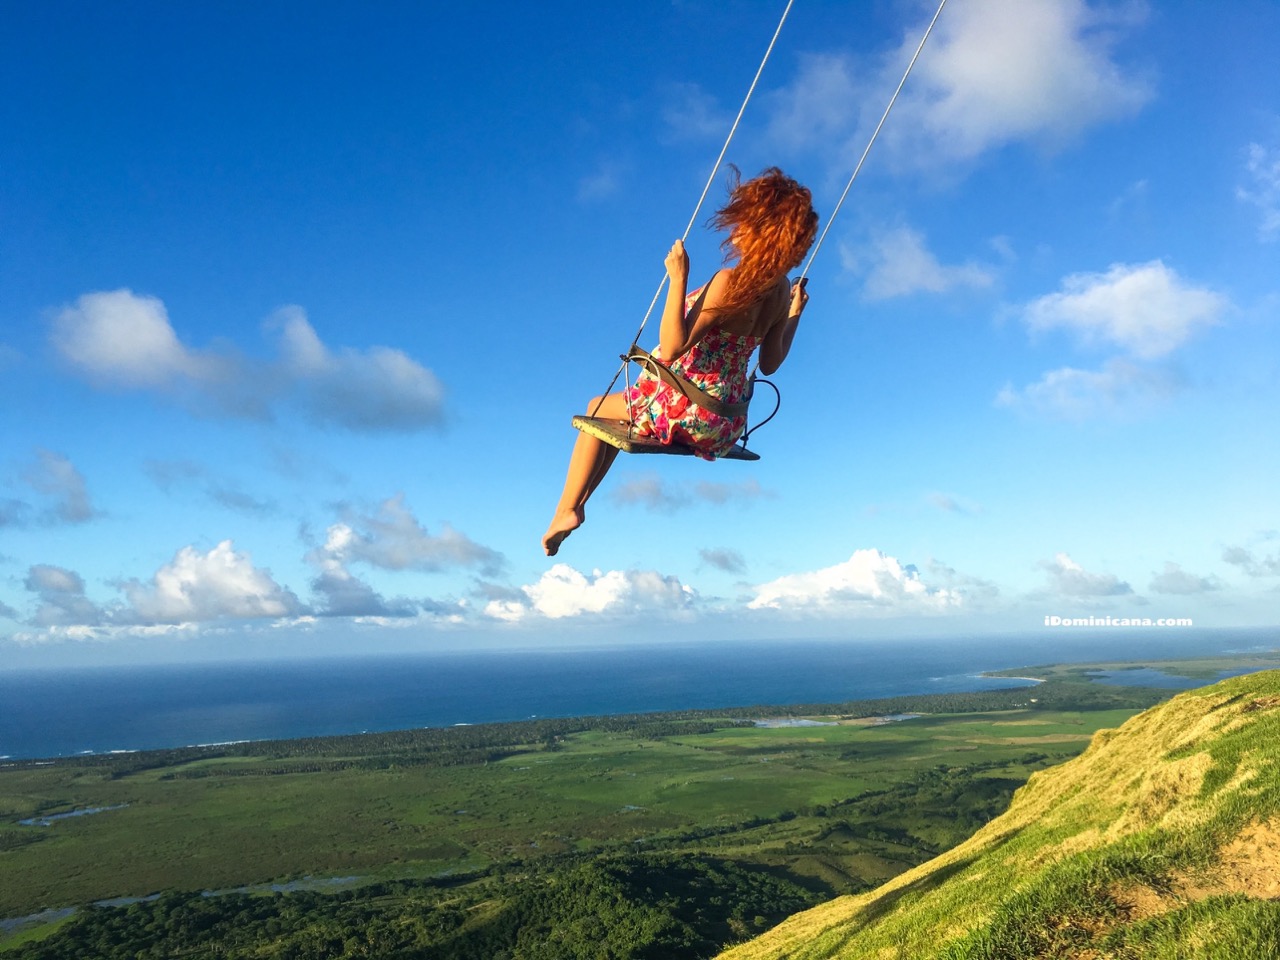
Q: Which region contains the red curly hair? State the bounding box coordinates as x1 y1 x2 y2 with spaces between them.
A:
709 166 818 313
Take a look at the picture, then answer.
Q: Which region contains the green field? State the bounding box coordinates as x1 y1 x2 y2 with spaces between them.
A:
0 664 1242 958
1 687 1155 909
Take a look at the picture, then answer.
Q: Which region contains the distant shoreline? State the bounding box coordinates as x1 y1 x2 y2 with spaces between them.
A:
0 681 1056 765
982 674 1047 684
6 640 1272 762
0 641 1054 762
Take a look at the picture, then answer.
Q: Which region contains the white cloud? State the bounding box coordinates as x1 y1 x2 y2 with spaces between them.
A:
854 225 994 300
612 474 771 511
926 492 981 516
1237 141 1280 241
51 289 205 388
483 599 528 623
24 564 103 627
925 559 1000 605
271 306 445 431
0 498 32 527
144 459 276 517
995 358 1180 420
10 622 198 646
661 82 730 141
316 494 502 574
1222 546 1280 578
1020 261 1225 359
306 495 500 617
16 545 306 637
1108 178 1149 220
1040 552 1132 597
17 449 99 525
699 548 746 574
309 567 418 619
1001 261 1222 420
1149 562 1219 595
989 236 1017 262
576 161 621 202
765 53 861 155
747 548 960 614
884 0 1152 165
695 478 770 505
144 459 208 491
120 541 305 624
205 486 276 517
25 565 82 593
21 545 304 630
50 290 446 432
768 0 1152 172
927 493 961 513
612 475 686 511
484 564 696 621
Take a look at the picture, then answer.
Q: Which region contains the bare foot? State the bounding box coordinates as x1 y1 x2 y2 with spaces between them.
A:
542 507 584 557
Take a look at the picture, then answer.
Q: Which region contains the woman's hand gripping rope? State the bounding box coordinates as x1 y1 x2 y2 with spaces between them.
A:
665 239 690 285
789 276 808 319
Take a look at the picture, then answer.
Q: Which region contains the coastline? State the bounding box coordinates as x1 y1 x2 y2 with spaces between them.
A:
981 673 1048 683
0 642 1046 761
2 678 1048 765
5 635 1271 761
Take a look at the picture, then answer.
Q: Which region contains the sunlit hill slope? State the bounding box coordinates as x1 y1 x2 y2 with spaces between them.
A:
719 671 1280 960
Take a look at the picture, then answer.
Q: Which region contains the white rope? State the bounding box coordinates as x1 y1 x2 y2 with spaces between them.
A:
626 0 795 348
591 0 946 427
800 0 948 279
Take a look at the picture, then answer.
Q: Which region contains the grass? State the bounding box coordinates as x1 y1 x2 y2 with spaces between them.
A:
1104 895 1280 959
717 670 1280 960
0 918 74 953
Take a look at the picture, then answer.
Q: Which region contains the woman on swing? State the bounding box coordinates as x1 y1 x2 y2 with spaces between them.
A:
542 166 818 557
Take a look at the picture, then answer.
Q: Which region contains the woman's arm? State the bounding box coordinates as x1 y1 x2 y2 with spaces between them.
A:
657 240 691 360
757 278 808 375
658 241 733 361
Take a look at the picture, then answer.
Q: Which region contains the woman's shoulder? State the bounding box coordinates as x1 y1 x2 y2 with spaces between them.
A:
700 268 783 312
703 269 734 300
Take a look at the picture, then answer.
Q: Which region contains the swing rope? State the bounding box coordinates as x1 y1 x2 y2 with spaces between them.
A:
799 0 949 280
589 0 795 418
739 0 947 408
583 0 948 455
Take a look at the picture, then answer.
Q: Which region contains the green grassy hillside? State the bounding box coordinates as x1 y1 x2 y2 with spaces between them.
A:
719 670 1280 960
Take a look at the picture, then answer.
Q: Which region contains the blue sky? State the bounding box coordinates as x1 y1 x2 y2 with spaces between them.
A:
3 0 1278 667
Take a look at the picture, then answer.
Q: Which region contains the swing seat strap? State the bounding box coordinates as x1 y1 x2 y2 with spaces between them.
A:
624 346 751 419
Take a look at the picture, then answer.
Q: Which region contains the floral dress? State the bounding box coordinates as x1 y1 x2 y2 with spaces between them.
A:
624 285 762 461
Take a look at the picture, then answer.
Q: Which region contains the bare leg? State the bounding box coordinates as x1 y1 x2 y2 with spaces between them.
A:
542 393 630 556
585 445 619 503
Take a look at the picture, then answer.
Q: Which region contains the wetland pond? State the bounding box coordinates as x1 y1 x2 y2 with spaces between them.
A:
19 804 128 827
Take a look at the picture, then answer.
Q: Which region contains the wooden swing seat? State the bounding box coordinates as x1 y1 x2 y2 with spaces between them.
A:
571 416 761 461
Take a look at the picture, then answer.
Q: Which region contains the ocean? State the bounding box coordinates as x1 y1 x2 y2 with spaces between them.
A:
1 629 1274 760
